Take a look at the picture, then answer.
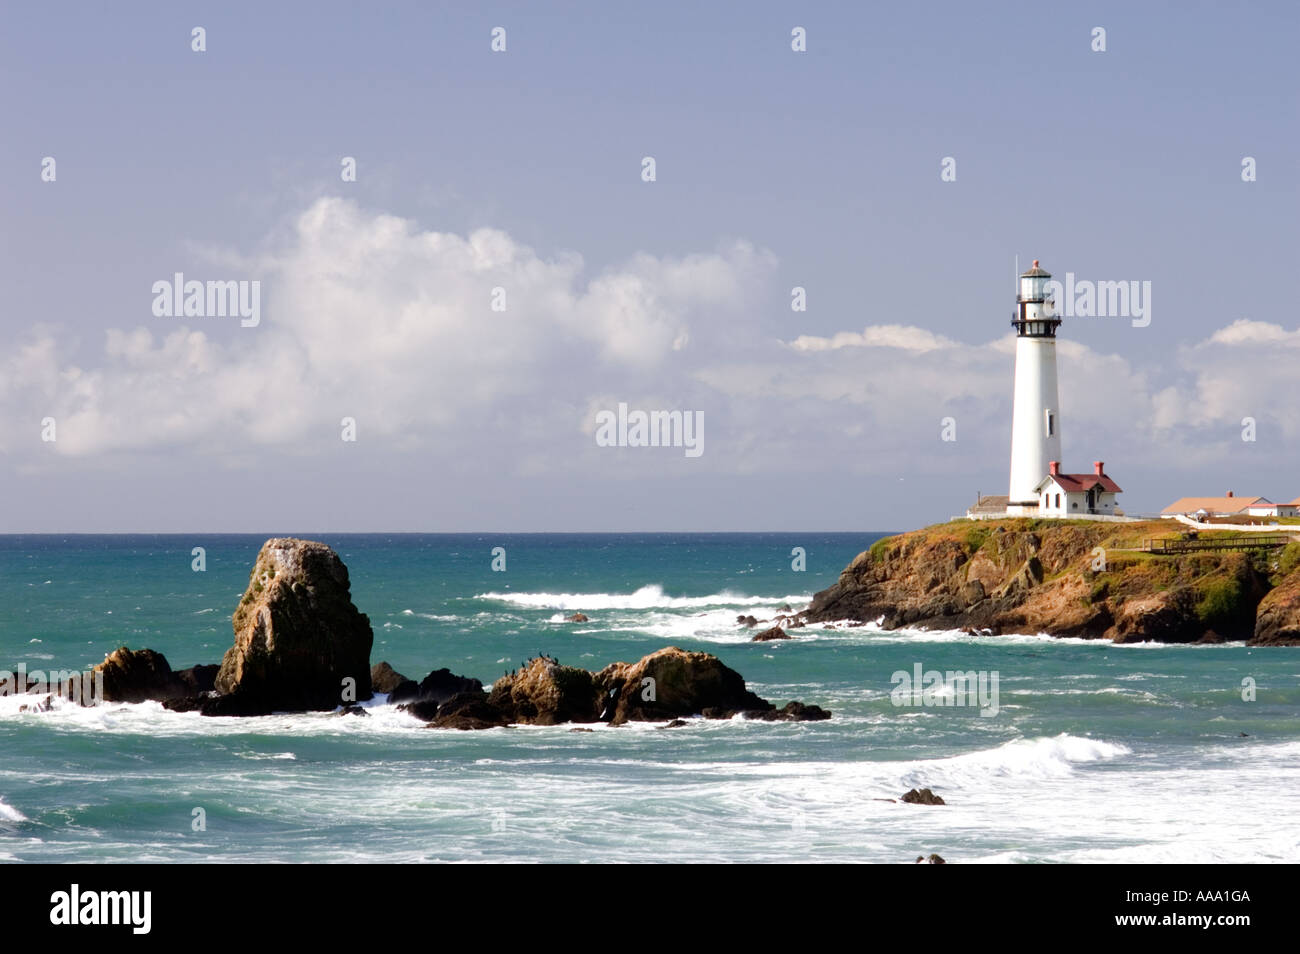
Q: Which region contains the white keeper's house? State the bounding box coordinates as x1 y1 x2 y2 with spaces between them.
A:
967 260 1125 520
1034 461 1123 517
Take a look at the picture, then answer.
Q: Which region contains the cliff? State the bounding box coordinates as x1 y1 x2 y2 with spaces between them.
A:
803 519 1300 645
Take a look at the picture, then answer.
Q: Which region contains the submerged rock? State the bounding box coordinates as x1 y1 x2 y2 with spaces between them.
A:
162 692 271 716
426 691 510 730
175 663 219 696
901 788 946 805
915 853 947 864
414 667 484 706
213 538 374 713
369 661 405 692
565 613 590 623
370 661 425 704
393 669 500 727
755 701 832 721
752 625 792 642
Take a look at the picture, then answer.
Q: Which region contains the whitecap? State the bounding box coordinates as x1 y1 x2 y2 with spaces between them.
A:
475 585 810 612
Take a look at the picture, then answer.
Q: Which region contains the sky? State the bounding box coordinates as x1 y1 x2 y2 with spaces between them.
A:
1 1 1297 532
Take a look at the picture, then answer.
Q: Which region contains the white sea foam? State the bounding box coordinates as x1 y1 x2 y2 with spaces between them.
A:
237 752 297 761
2 699 1295 863
476 585 810 612
923 733 1131 783
0 797 27 823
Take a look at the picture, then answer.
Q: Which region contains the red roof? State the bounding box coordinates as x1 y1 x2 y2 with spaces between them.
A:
1037 473 1123 494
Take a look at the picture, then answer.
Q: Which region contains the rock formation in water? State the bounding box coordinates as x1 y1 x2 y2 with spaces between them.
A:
36 540 836 725
370 661 418 702
93 647 187 703
211 537 374 712
395 647 832 730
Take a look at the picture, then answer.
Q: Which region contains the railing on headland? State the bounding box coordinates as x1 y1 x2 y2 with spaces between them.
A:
1142 535 1290 554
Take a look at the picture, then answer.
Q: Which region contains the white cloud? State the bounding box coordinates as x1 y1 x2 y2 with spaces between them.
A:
1 198 772 459
1170 318 1300 440
4 197 1298 492
786 324 957 353
1206 319 1300 348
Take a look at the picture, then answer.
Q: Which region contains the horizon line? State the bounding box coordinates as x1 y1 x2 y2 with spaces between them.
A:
0 528 905 536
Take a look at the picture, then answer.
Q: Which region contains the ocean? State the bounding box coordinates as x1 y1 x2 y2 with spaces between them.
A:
1 532 1297 863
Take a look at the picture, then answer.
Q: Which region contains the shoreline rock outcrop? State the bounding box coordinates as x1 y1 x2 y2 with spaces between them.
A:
802 519 1298 645
1253 552 1300 645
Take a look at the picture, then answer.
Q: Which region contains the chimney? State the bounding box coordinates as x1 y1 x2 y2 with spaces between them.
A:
1094 461 1104 476
1049 460 1060 476
1226 490 1234 498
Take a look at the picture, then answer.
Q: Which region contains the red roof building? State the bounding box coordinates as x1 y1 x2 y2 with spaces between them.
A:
1032 462 1123 517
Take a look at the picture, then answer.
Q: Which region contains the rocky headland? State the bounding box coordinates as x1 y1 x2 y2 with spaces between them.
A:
801 518 1300 645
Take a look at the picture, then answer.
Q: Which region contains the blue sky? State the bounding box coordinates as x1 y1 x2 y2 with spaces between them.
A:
2 1 1297 531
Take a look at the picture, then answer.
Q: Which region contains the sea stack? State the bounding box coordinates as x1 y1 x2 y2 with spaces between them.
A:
213 537 374 712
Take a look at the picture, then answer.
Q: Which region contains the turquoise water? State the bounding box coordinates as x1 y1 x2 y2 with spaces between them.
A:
1 533 1298 863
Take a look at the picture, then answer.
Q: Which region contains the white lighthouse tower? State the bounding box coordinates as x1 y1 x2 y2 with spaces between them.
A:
1007 260 1062 514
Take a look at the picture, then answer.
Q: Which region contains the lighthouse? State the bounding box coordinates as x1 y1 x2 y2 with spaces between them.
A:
1007 260 1063 514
